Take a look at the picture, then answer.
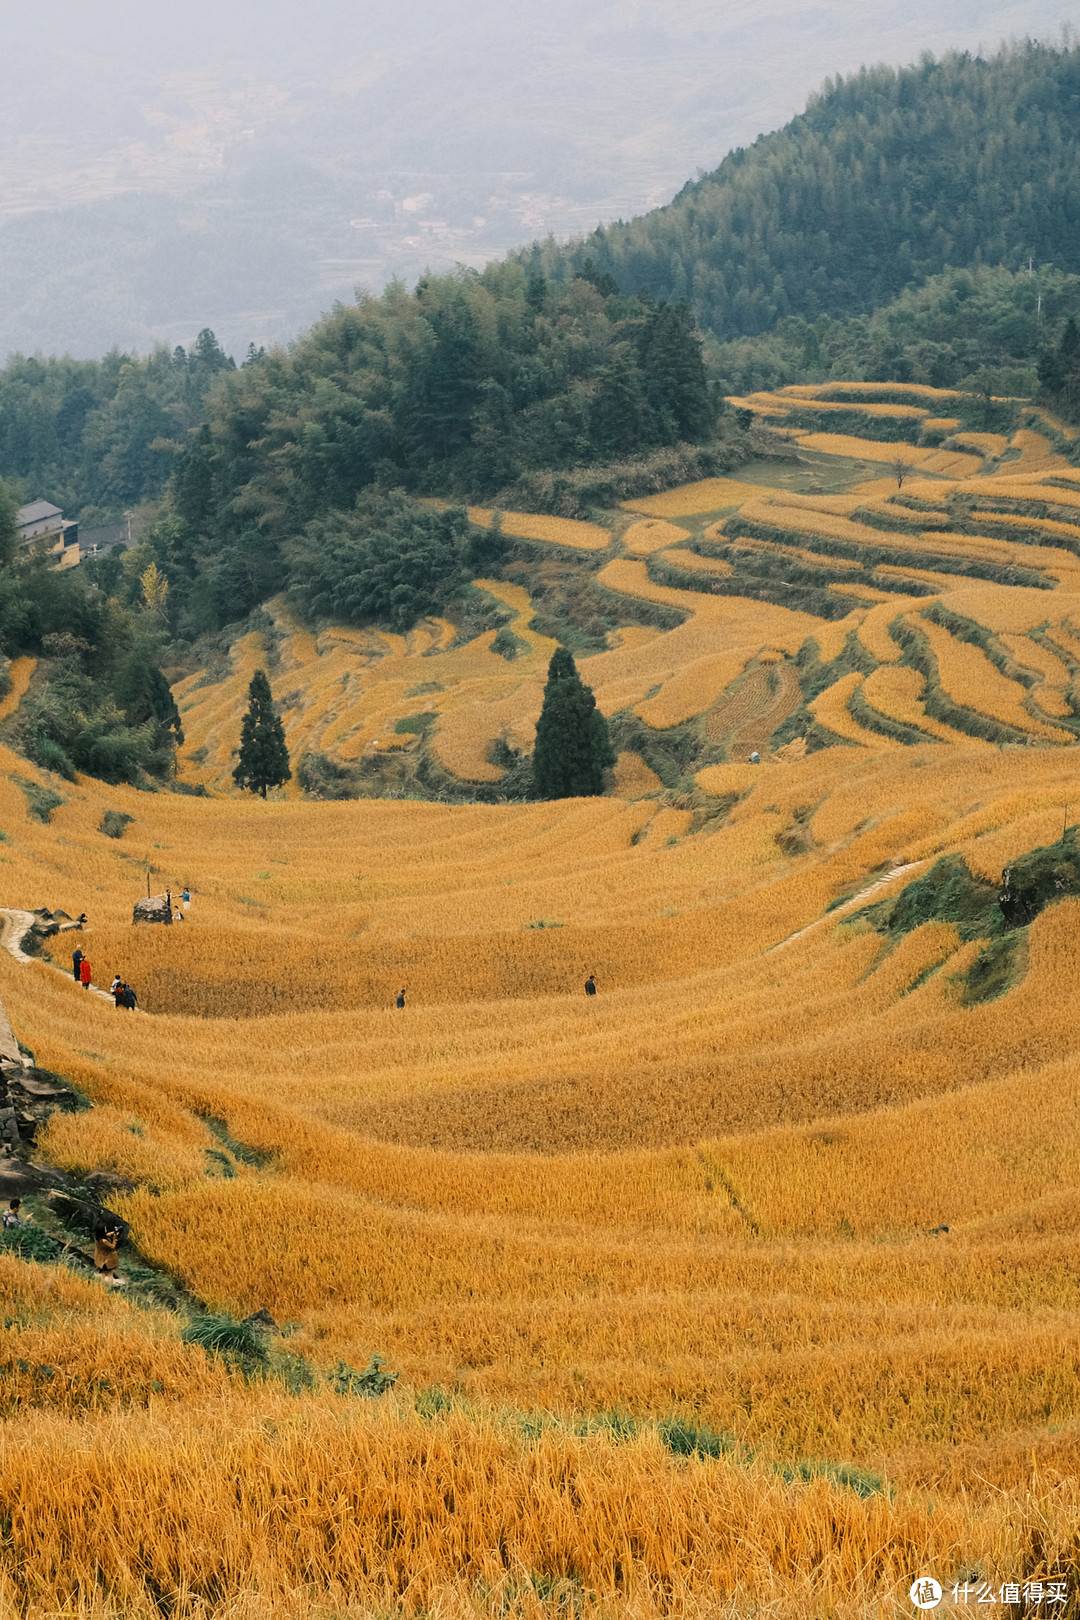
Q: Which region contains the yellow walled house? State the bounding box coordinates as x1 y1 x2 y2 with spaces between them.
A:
17 499 80 569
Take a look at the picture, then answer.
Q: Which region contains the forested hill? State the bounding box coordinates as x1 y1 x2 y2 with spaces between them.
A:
525 42 1080 342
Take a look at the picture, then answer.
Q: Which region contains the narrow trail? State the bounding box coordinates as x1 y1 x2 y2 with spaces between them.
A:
0 909 36 965
0 908 116 1004
769 860 925 952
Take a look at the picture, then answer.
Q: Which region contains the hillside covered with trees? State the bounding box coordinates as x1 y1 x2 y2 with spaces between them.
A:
527 42 1080 343
0 329 236 523
6 40 1080 791
711 263 1080 400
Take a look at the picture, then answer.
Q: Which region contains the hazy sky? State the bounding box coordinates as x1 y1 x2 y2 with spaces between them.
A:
2 0 1075 358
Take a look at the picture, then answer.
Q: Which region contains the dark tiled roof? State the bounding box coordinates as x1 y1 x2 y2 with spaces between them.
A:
17 500 62 525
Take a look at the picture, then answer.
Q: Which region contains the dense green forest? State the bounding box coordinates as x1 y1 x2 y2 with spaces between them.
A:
144 264 732 637
0 486 185 785
526 42 1080 343
711 264 1080 399
0 330 236 522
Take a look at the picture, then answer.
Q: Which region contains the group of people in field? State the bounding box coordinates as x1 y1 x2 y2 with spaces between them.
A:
166 887 192 923
70 888 597 1017
68 887 194 1008
71 947 137 1008
4 1199 125 1285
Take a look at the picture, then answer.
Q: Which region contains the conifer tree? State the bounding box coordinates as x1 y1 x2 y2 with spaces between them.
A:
233 669 291 798
531 648 615 800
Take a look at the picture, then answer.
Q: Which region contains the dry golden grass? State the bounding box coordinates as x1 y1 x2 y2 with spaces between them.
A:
950 430 1009 456
0 654 36 722
612 751 663 797
10 403 1080 1612
856 596 928 663
806 381 962 402
794 433 934 462
998 632 1071 690
917 448 986 477
991 428 1069 476
914 615 1074 741
635 649 751 728
466 508 611 550
829 581 896 602
972 477 1080 508
785 398 929 419
621 478 776 516
860 664 987 745
808 672 898 748
621 519 692 554
921 416 963 433
5 737 1080 1609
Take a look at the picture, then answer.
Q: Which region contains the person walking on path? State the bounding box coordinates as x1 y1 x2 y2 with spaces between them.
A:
585 974 597 997
395 988 406 1009
79 957 92 989
72 947 84 983
111 976 124 1008
120 983 137 1011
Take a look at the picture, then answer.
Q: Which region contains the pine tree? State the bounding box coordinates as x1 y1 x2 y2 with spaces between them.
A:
531 648 615 800
639 303 714 439
233 670 291 798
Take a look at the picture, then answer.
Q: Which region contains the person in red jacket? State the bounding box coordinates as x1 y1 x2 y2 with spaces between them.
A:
79 958 92 989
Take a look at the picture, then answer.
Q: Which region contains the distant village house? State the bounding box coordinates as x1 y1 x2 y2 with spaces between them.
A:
17 501 80 570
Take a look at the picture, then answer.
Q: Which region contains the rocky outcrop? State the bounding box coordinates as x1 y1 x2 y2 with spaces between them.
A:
133 894 172 925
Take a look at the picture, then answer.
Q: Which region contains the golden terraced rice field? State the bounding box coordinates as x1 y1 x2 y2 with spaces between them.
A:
3 381 1080 1615
5 720 1080 1614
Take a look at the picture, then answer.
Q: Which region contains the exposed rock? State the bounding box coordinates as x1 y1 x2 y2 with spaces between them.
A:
0 1106 21 1151
0 1157 79 1199
10 1072 72 1101
133 894 173 926
243 1308 278 1332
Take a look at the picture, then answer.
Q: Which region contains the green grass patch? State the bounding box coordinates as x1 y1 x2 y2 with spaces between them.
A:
200 1114 276 1169
181 1313 268 1361
394 711 439 735
12 776 64 824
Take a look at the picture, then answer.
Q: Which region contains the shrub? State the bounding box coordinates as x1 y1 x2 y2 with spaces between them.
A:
285 493 472 632
181 1313 268 1361
331 1355 398 1397
0 1225 64 1263
296 752 357 801
394 712 438 735
13 777 64 824
29 737 77 780
100 810 135 839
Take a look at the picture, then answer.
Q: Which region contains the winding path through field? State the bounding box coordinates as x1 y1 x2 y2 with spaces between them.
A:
0 909 116 1004
770 860 925 952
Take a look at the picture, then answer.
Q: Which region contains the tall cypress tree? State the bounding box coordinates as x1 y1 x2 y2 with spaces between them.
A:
531 648 615 800
233 669 291 798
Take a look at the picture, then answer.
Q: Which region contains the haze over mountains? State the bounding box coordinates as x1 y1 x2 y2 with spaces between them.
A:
4 0 1075 360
